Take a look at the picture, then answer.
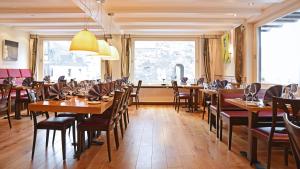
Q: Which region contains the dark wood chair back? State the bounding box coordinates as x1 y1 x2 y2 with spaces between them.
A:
32 81 45 101
0 84 11 103
110 91 124 126
135 80 142 94
171 80 179 94
26 89 49 126
197 78 204 85
264 85 283 101
283 113 300 169
269 97 299 143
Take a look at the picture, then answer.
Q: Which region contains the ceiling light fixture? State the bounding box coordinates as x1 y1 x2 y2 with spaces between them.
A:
69 0 99 53
248 2 254 6
101 12 120 61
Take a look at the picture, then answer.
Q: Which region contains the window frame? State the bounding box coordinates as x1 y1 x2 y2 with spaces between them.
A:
130 37 200 84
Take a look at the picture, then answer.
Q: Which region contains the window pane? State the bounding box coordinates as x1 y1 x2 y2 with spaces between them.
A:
260 11 300 84
43 41 101 81
134 41 195 84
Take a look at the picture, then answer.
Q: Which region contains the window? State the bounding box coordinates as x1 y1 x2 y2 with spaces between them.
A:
43 41 101 81
259 11 300 84
133 40 196 84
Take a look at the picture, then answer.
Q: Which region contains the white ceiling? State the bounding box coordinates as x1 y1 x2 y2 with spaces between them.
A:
0 0 288 35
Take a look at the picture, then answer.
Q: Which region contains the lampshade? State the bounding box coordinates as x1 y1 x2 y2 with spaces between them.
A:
101 45 119 60
69 29 99 53
98 40 111 56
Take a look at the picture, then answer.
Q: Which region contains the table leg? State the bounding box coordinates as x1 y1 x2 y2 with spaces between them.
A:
14 89 21 119
194 89 199 111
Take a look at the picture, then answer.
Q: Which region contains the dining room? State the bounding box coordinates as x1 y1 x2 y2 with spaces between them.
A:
0 0 300 169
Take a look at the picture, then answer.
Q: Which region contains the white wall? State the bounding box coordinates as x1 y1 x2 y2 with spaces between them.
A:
0 26 30 68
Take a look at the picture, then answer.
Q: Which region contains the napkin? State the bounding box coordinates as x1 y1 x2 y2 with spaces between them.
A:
3 77 13 85
49 83 65 100
100 83 111 96
22 77 34 87
43 75 50 83
88 84 101 101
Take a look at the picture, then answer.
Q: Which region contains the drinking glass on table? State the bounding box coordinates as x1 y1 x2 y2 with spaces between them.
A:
243 83 249 101
290 84 298 99
249 85 257 102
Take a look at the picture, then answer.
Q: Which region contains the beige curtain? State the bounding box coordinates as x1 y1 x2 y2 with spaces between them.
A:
203 38 211 83
208 39 221 81
121 35 131 77
234 25 245 84
29 35 38 79
104 60 112 78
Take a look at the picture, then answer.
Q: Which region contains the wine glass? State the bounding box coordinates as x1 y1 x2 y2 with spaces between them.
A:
243 84 249 101
249 85 257 102
290 84 298 99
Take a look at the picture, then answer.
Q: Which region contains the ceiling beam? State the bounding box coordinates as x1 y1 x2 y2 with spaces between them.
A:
107 6 262 15
120 25 234 30
0 8 82 13
0 18 94 23
114 17 245 24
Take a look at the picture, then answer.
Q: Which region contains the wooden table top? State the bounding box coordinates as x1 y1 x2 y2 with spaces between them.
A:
180 84 204 89
199 88 218 95
226 98 272 112
28 96 113 114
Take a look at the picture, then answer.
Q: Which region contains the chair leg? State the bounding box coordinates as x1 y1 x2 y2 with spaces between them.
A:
126 109 130 124
114 126 119 149
106 131 112 162
77 129 82 160
72 122 76 154
209 112 213 132
266 143 272 169
119 117 124 138
216 114 219 138
284 147 289 166
52 130 56 145
6 110 12 129
207 105 211 124
219 119 223 141
31 128 37 160
46 129 50 148
135 96 138 109
177 98 180 112
61 129 66 160
228 124 232 150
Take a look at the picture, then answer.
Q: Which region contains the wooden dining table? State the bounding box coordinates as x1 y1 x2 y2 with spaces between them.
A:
225 98 272 163
12 85 31 119
180 84 204 112
28 96 113 115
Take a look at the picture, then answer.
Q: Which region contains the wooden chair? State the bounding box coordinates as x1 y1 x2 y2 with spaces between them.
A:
171 81 192 112
283 113 300 169
250 96 292 169
211 89 246 141
28 89 76 161
0 84 12 128
77 91 124 161
130 80 142 109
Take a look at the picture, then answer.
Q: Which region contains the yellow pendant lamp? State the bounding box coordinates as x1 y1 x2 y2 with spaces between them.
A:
69 28 99 53
98 40 111 56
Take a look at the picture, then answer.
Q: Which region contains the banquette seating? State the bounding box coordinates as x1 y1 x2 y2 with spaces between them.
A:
0 69 32 85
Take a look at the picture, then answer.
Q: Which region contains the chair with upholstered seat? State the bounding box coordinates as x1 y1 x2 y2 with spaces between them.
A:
77 91 124 162
0 84 12 128
212 89 247 143
171 81 193 112
28 89 76 161
284 113 300 169
250 97 295 169
130 80 142 109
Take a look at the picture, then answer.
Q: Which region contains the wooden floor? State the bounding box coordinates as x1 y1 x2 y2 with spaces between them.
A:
0 105 297 169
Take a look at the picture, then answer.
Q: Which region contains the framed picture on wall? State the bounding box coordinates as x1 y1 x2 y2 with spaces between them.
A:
2 40 19 61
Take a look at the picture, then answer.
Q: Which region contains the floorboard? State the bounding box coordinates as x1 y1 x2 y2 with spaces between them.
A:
0 105 297 169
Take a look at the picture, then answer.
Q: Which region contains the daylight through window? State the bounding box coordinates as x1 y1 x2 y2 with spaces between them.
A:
133 40 196 84
43 41 101 81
